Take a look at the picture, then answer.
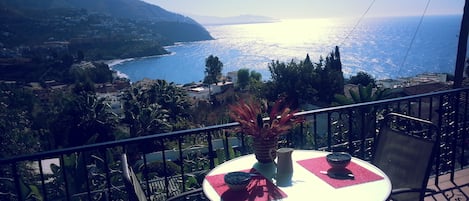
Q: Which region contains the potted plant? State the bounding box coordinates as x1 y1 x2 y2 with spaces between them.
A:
228 96 304 164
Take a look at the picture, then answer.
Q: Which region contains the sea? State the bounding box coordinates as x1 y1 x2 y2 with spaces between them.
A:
111 15 463 85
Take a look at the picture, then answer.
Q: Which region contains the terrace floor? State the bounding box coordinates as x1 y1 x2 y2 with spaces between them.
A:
425 168 469 201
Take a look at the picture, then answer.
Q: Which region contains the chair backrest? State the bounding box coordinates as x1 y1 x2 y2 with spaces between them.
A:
372 113 437 201
122 154 148 201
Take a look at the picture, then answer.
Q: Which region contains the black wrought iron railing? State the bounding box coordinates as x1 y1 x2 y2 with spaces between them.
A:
1 87 468 201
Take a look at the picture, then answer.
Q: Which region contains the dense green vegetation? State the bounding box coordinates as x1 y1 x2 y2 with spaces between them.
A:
0 44 401 163
0 53 114 84
0 56 119 156
236 68 262 91
0 83 41 158
263 46 344 106
348 71 377 87
0 3 212 60
0 1 413 199
0 45 406 201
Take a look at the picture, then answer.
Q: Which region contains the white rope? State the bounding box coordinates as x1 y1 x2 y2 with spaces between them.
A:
398 0 432 74
339 0 378 47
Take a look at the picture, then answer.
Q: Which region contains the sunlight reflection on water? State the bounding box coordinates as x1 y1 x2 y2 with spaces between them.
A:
113 16 460 84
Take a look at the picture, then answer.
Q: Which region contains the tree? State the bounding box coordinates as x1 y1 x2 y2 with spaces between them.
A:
332 84 399 150
348 71 376 87
266 47 345 106
50 89 118 148
203 55 223 85
121 79 192 138
0 84 42 158
121 80 193 160
69 62 114 84
121 86 171 139
267 60 293 102
333 84 394 105
247 70 264 97
147 80 192 129
316 46 344 103
237 68 250 90
250 70 262 82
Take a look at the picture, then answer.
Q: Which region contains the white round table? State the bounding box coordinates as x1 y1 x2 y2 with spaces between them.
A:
202 150 391 201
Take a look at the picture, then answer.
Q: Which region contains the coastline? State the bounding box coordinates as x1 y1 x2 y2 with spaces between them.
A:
104 48 180 81
104 58 135 67
105 51 177 68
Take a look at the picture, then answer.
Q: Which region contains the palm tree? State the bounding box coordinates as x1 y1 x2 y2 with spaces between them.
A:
333 84 393 105
121 80 194 162
149 80 192 129
51 91 118 148
121 79 192 135
331 84 397 152
121 85 171 138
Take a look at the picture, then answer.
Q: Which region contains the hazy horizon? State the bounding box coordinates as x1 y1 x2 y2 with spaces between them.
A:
142 0 464 20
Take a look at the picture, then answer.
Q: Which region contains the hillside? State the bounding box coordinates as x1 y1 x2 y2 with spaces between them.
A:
192 15 279 25
0 0 213 60
0 0 201 24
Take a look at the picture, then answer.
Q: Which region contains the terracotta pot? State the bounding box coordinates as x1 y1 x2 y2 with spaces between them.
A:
253 136 279 163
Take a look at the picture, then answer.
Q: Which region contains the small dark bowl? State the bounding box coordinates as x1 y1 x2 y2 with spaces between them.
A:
326 152 352 169
224 171 251 190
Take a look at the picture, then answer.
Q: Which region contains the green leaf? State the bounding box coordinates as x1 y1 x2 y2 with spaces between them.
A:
333 94 352 105
29 185 44 201
350 89 360 103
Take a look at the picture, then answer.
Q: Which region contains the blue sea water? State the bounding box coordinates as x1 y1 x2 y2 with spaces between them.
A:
112 15 462 84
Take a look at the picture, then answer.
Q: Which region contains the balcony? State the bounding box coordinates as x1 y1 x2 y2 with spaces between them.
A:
1 87 468 201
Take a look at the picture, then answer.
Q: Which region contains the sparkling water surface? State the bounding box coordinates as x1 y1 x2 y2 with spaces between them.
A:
112 15 462 84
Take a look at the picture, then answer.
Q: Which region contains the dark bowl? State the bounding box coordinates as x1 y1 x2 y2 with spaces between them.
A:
326 152 352 169
224 171 251 190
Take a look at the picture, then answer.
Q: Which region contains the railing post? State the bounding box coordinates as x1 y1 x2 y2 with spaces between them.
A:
429 96 434 121
299 121 305 149
82 153 92 201
59 154 71 201
313 114 318 150
327 112 332 151
177 136 186 192
461 92 469 168
102 149 112 201
223 132 230 161
450 91 460 181
12 163 22 201
160 138 171 198
360 107 366 158
38 159 48 201
347 110 353 155
207 132 215 169
142 147 151 199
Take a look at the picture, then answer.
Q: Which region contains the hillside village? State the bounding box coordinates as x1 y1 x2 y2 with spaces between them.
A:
0 62 454 117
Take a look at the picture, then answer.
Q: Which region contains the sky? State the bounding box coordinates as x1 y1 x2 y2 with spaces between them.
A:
142 0 465 19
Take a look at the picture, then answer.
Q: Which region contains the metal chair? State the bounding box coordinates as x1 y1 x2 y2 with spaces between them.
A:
372 113 437 201
122 154 148 201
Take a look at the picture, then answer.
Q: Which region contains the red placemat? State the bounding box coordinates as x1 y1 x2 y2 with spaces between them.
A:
204 168 287 201
297 157 384 188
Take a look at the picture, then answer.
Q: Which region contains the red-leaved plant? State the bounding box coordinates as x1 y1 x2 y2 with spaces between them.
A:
228 96 304 139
